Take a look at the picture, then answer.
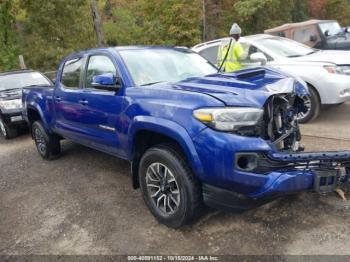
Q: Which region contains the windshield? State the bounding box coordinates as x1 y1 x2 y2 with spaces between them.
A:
319 22 342 36
119 49 217 86
257 37 315 58
0 72 51 91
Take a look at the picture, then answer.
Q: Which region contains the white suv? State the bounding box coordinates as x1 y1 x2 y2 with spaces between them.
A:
193 34 350 123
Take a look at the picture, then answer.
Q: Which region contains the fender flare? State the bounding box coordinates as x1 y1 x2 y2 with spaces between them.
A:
26 102 50 130
128 116 204 177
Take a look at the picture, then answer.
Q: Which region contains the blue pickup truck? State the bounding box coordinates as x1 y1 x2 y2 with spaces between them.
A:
23 46 350 228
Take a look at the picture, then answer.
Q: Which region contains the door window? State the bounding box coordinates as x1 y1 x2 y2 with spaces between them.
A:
199 45 219 65
247 45 273 62
85 55 117 89
293 27 317 43
61 57 83 89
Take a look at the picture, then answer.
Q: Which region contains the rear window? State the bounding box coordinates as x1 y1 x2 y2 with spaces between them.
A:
293 27 317 43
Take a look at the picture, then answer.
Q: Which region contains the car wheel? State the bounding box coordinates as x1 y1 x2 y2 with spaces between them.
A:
32 121 61 159
0 118 18 139
297 86 320 123
139 144 202 228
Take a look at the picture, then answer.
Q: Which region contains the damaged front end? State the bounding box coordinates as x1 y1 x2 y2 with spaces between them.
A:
253 83 350 196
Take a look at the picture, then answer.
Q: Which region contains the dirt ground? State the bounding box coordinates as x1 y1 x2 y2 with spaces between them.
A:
1 103 350 255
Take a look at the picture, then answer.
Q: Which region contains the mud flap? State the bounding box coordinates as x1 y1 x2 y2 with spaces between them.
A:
313 169 338 194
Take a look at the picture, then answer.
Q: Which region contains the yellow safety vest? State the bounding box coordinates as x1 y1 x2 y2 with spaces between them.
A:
217 39 244 72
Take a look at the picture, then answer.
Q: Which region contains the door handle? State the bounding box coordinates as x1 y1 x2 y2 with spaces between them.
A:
79 99 89 106
55 96 62 102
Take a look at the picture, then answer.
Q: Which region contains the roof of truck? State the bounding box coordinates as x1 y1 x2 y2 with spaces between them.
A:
264 19 337 33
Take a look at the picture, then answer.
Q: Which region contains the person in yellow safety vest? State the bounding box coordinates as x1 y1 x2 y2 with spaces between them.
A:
217 23 250 72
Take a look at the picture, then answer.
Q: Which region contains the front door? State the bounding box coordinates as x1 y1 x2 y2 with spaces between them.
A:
79 54 127 157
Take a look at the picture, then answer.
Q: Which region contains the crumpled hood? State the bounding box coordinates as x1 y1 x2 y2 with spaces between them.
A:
169 67 307 108
292 50 350 65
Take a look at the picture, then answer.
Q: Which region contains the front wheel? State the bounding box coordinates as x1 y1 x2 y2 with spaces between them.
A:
297 86 321 123
32 121 61 160
0 118 18 139
139 144 202 228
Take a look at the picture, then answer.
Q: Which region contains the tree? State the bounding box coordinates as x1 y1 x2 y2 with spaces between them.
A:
0 0 20 71
19 0 96 70
325 0 350 25
102 0 202 47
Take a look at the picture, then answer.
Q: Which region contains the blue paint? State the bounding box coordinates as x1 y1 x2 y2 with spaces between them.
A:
22 46 350 204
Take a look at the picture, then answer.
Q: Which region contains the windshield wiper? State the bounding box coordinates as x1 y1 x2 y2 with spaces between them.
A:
305 50 318 56
286 55 303 58
141 81 166 86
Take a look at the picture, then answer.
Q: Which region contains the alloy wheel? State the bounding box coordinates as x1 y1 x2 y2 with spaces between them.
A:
297 95 312 120
0 119 7 137
146 162 180 215
34 127 46 155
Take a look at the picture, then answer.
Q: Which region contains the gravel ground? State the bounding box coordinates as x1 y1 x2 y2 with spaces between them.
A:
1 103 350 255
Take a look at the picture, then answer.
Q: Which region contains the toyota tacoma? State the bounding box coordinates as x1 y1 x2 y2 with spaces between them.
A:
22 47 350 228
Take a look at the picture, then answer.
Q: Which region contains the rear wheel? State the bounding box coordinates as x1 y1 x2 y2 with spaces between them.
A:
32 121 61 159
0 118 18 139
297 85 321 123
139 144 202 228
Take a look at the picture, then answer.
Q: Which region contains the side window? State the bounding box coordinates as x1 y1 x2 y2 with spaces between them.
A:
293 27 316 43
199 45 219 65
85 55 117 89
61 57 83 89
248 45 273 62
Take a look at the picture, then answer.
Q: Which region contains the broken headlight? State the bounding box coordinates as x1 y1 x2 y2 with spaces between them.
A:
193 107 263 133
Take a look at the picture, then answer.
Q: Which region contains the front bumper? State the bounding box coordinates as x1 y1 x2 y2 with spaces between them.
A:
317 74 350 104
192 128 350 203
1 109 27 127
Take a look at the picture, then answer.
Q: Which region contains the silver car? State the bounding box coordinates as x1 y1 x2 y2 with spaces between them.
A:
192 34 350 123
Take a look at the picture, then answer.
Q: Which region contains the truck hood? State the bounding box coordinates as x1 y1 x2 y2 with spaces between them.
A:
167 67 307 108
292 50 350 65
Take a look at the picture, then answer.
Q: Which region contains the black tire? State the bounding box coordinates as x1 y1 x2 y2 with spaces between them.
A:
298 85 321 123
139 144 202 228
32 120 61 160
0 117 18 139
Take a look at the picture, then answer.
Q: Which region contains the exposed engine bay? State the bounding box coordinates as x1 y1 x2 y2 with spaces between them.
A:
264 93 305 152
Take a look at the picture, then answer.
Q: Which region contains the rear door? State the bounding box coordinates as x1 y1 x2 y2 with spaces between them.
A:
78 53 127 156
53 56 86 141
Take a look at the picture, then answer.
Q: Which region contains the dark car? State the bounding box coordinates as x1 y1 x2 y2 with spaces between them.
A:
0 70 52 139
265 19 350 50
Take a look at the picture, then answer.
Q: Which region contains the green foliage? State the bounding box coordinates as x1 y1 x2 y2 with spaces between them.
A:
103 0 202 47
0 0 20 71
232 0 310 35
2 0 350 72
325 0 350 25
19 0 96 71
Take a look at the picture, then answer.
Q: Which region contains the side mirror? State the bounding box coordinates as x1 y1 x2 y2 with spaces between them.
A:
91 73 121 91
325 30 330 37
250 52 267 66
310 35 317 42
